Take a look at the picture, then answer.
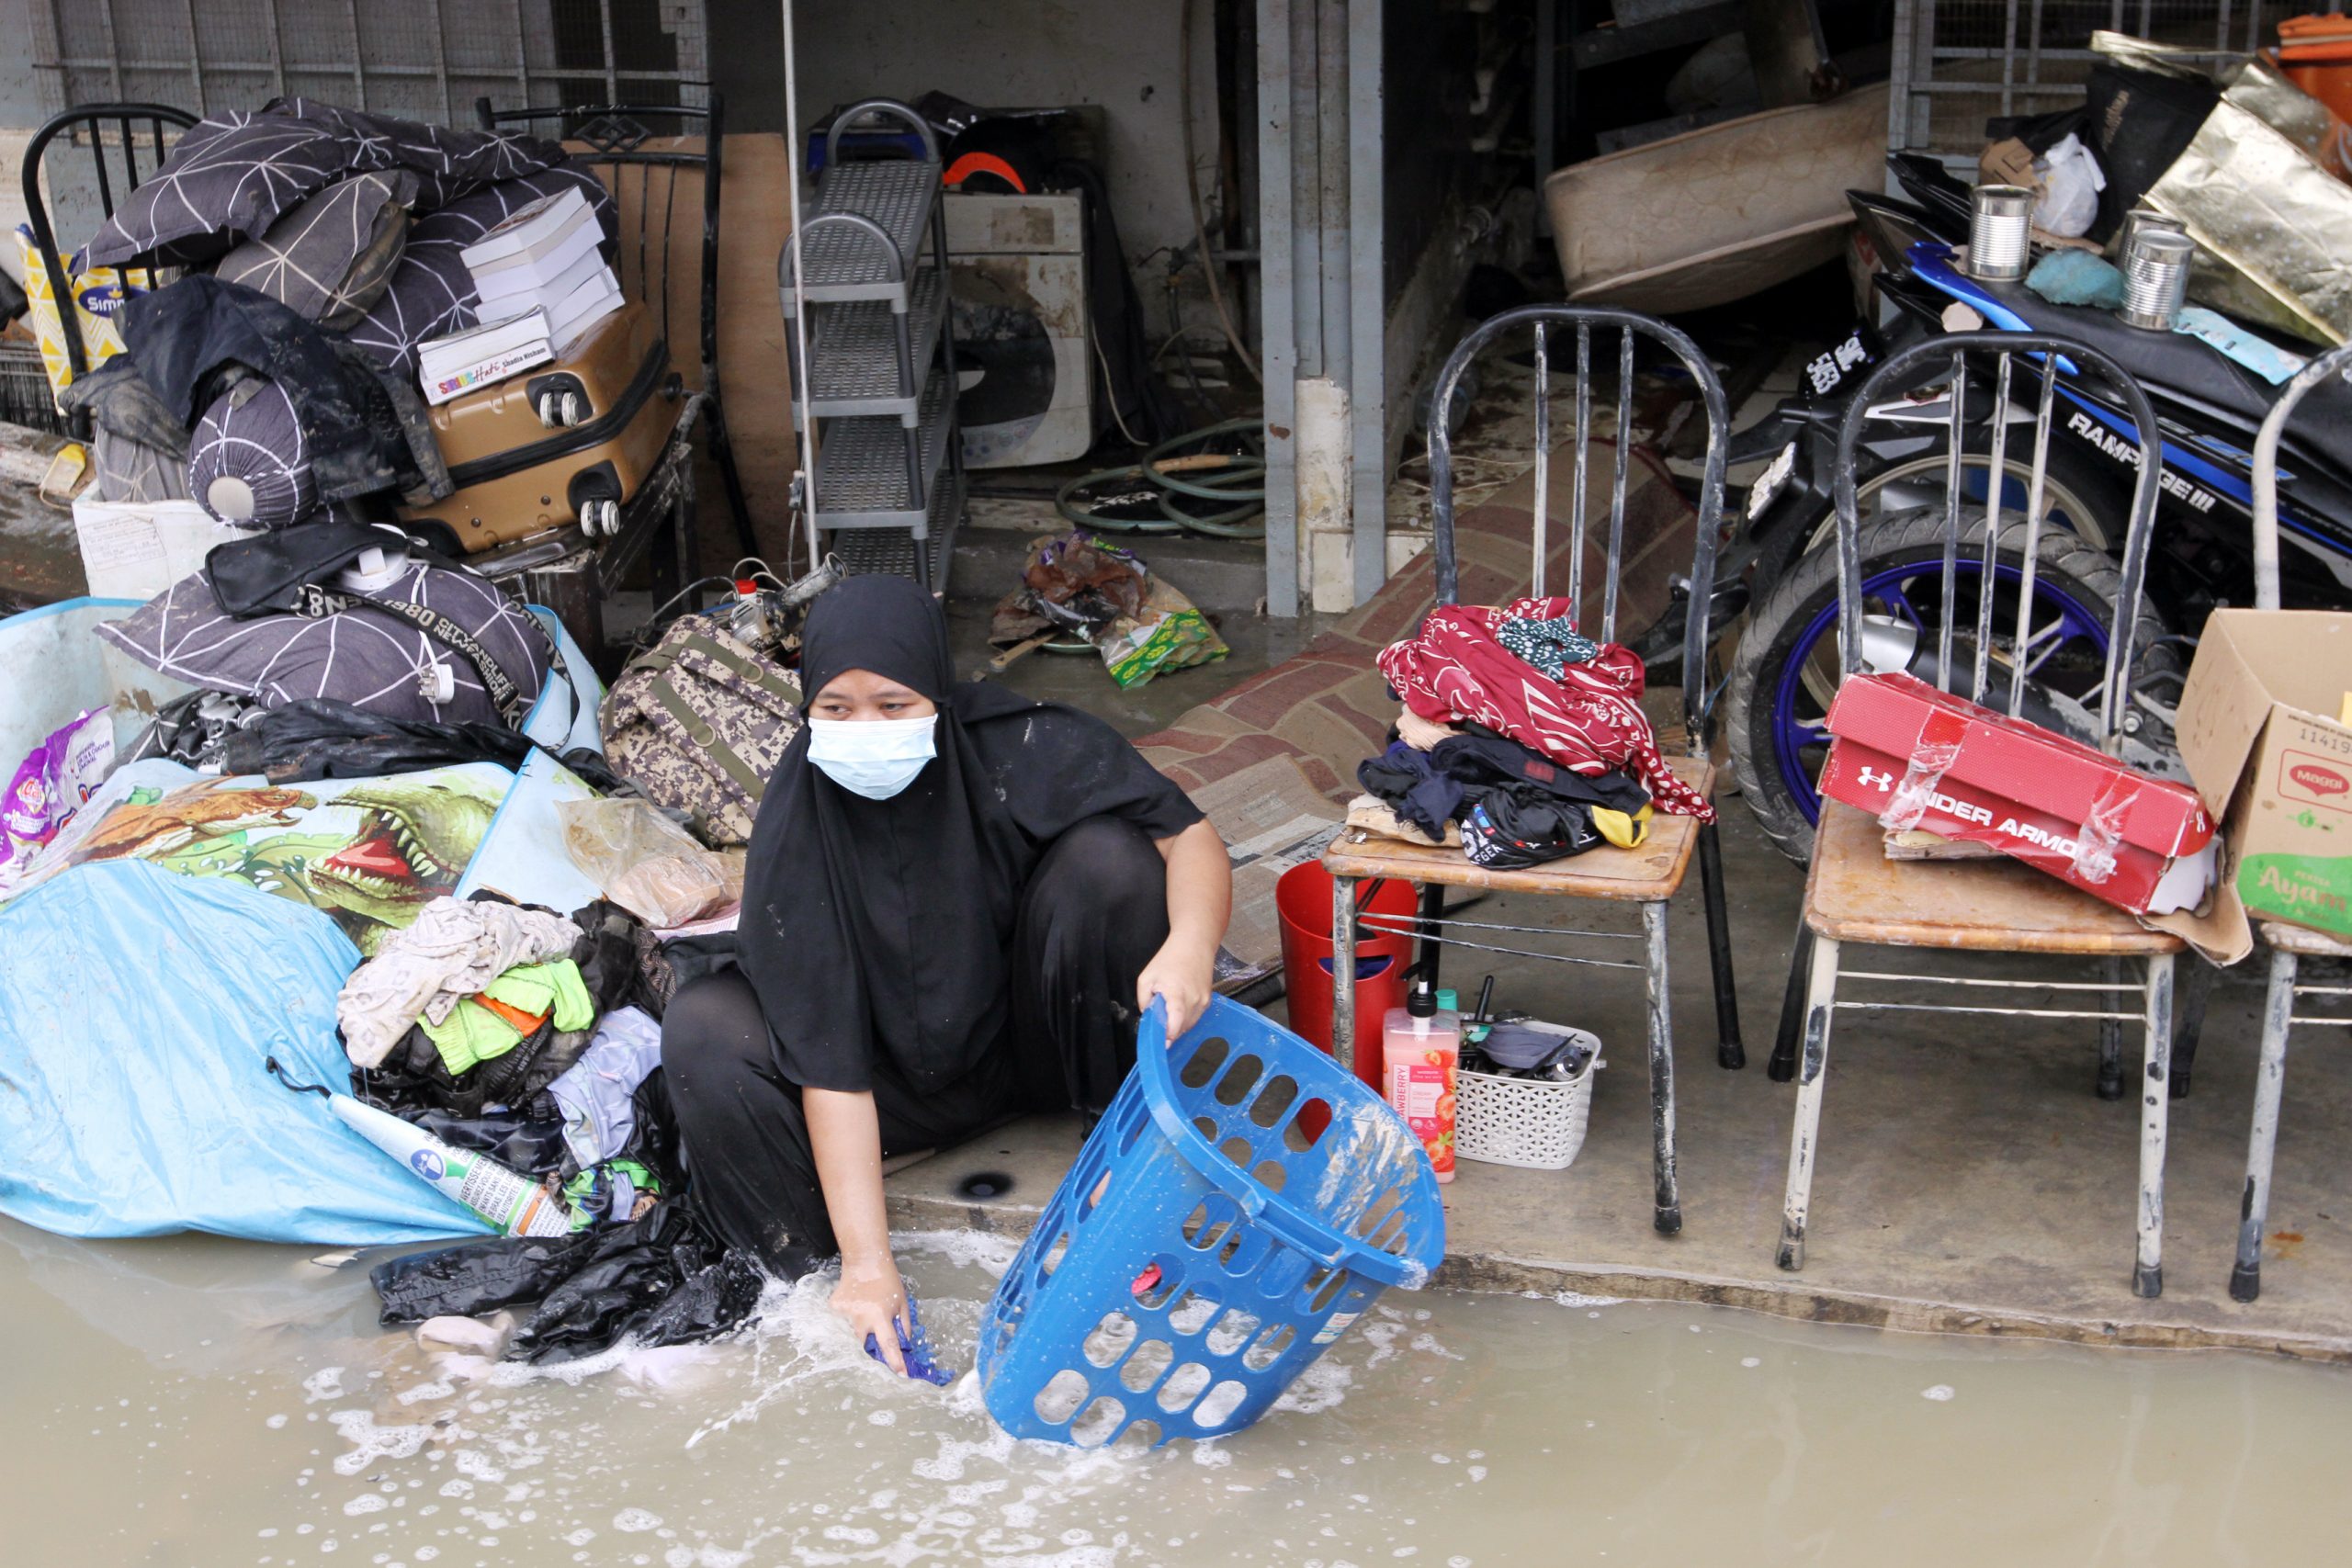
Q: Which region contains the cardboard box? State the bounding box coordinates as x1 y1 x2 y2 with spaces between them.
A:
1819 671 2216 916
2176 609 2352 949
73 495 259 602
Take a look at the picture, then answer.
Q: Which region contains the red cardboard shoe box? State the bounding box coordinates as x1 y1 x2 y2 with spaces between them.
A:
1817 671 2217 915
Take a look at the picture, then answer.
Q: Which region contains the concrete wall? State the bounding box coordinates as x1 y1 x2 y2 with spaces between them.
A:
0 0 53 125
707 0 1223 335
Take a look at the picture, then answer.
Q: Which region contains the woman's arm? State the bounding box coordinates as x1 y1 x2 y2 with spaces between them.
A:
806 1086 909 1374
1138 818 1232 1038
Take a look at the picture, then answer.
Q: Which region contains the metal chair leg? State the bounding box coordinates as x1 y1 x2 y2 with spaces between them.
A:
1769 920 1815 1082
1776 934 1840 1270
1697 820 1744 1069
2170 954 2215 1100
2133 952 2177 1299
2098 955 2125 1100
1416 883 1445 986
2233 949 2297 1303
1329 875 1360 1081
1641 899 1682 1235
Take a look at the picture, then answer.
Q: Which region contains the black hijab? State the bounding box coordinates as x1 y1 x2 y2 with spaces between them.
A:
738 575 1200 1095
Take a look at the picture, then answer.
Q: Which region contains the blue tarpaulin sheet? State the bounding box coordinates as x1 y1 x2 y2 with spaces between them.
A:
0 860 491 1245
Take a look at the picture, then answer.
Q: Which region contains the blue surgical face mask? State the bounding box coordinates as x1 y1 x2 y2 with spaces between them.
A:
805 714 938 800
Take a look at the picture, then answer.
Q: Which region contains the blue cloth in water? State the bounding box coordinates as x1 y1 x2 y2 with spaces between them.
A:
0 860 491 1244
867 1288 956 1385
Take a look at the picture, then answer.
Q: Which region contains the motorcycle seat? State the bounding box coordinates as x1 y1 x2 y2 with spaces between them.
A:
1971 273 2352 480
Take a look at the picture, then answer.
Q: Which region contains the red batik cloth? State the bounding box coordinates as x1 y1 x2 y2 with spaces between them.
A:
1375 595 1714 821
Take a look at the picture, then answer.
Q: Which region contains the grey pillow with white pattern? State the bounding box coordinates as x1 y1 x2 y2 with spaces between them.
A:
93 427 192 503
214 170 418 330
187 381 316 529
85 113 351 267
95 560 554 728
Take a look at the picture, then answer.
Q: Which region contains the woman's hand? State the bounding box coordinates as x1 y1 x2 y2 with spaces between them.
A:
831 1250 910 1375
1137 933 1216 1040
1145 820 1230 1041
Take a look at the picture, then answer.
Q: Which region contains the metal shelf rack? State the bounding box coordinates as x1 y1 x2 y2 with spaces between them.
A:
779 97 965 592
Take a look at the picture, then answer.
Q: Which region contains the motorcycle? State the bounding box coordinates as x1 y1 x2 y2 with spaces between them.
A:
1716 152 2352 863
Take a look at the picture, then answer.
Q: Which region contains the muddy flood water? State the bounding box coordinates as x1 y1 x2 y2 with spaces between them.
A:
8 1217 2349 1568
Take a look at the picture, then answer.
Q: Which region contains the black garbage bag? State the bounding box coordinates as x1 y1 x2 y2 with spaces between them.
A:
374 1225 593 1325
398 1105 570 1176
371 1201 773 1364
221 696 627 793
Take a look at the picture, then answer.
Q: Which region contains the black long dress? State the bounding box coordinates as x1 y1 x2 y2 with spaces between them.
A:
660 575 1203 1264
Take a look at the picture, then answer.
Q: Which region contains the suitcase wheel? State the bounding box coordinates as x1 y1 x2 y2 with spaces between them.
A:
582 498 621 537
536 390 586 429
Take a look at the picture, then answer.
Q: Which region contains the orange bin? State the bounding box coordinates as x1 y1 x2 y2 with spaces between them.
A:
1274 861 1415 1098
2279 16 2352 129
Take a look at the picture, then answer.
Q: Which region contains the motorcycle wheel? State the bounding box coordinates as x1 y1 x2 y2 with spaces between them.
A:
1724 505 2166 865
1747 439 2125 609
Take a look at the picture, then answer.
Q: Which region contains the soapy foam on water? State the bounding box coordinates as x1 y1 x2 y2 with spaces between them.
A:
300 1228 1478 1564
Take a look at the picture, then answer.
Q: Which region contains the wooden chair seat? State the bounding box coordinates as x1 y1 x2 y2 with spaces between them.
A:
1321 757 1712 902
1802 798 2184 955
2256 917 2352 957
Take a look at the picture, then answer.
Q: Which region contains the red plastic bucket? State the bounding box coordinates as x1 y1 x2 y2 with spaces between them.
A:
1276 861 1415 1096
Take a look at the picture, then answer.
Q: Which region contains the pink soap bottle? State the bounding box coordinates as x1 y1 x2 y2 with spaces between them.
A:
1384 972 1460 1182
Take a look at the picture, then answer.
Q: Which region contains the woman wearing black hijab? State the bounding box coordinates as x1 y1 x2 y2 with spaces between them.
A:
661 575 1230 1371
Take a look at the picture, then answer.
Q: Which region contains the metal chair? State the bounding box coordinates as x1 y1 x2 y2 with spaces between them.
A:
472 94 757 559
1323 303 1742 1236
19 101 199 439
1766 330 2182 1297
2224 337 2352 1303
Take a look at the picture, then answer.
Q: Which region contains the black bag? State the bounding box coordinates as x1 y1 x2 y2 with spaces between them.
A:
2083 64 2220 241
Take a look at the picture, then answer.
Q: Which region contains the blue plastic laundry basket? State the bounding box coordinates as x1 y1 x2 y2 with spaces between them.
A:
977 996 1447 1447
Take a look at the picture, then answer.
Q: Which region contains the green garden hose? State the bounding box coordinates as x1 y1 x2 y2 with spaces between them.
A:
1056 418 1267 539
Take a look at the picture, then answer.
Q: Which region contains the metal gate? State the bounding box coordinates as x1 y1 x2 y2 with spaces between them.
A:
25 0 709 125
1888 0 2300 155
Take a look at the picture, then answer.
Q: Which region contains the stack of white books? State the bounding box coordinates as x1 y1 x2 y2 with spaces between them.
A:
418 310 558 406
417 186 624 405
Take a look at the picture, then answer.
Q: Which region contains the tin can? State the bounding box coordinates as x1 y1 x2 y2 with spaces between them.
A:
2121 229 2195 330
1968 185 2036 281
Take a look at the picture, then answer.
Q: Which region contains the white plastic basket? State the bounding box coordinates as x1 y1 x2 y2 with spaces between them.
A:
1454 1025 1600 1171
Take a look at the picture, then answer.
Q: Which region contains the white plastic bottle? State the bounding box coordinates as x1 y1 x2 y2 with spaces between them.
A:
330 1091 576 1236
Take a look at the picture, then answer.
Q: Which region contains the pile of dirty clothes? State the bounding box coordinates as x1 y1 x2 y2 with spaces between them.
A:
1350 595 1709 869
339 894 773 1364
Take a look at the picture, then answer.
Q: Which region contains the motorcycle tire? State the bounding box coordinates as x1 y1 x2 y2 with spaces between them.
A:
1745 433 2128 610
1724 504 2167 866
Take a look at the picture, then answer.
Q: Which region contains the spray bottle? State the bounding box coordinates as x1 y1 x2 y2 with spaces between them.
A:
269 1058 576 1236
1383 968 1460 1182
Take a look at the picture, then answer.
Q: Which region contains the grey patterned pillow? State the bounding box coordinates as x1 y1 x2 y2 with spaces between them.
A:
214 171 418 330
95 560 554 728
85 113 351 267
188 381 316 529
93 427 192 503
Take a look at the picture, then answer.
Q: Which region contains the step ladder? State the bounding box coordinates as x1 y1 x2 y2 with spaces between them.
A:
780 99 966 594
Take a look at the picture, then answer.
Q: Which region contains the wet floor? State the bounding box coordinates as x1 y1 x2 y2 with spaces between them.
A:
8 1218 2351 1567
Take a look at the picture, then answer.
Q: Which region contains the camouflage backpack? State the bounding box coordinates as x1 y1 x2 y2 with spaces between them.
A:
600 617 801 845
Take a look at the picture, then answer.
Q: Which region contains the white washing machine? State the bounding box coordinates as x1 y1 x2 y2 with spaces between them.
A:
944 191 1098 468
